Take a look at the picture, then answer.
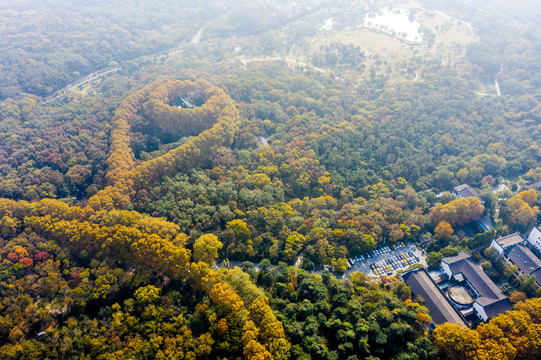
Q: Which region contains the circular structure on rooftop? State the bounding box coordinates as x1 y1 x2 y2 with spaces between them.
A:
448 284 475 307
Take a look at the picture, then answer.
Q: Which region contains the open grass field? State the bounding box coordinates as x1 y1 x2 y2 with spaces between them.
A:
286 4 480 83
312 28 412 59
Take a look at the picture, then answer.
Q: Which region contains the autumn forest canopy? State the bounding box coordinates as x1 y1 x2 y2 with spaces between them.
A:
1 0 541 359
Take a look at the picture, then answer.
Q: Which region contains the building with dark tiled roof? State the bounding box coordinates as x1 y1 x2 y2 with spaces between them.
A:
172 96 195 109
531 268 541 285
452 184 485 205
490 232 541 287
504 244 541 287
490 232 525 254
474 296 512 319
441 252 511 321
505 244 541 274
402 268 468 328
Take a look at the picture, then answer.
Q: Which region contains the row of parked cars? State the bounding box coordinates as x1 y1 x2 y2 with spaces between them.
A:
348 242 407 266
371 251 420 276
371 242 407 257
314 264 331 271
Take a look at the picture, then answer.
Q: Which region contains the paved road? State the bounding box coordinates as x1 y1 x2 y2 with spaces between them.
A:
41 26 206 104
495 64 502 96
191 26 205 44
257 136 269 147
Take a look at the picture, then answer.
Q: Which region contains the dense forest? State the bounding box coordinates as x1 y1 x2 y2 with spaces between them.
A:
1 0 541 359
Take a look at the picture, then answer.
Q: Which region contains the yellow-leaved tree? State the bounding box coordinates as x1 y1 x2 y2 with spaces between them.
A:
193 234 223 264
433 298 541 360
434 221 454 239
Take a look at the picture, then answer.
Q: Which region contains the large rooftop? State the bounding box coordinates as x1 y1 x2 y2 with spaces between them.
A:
477 297 512 319
442 252 512 318
442 252 507 301
402 268 468 328
454 184 482 200
505 243 541 275
496 232 525 250
441 252 470 265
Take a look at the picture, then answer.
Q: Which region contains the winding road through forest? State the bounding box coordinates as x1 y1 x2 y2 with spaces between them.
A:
42 27 206 104
41 3 337 105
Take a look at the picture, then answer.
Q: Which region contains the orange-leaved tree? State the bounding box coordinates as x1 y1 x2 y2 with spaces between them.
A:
430 197 484 227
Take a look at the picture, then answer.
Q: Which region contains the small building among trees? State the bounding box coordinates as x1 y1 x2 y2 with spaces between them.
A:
452 184 485 205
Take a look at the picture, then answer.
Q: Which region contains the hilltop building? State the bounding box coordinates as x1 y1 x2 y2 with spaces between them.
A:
440 252 511 322
172 96 195 109
452 184 485 205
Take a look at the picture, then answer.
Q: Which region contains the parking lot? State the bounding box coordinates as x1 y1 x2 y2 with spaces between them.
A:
344 242 427 278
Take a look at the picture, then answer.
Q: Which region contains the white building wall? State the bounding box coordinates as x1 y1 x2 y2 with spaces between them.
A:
490 240 505 255
473 302 488 322
441 262 452 278
527 227 541 253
